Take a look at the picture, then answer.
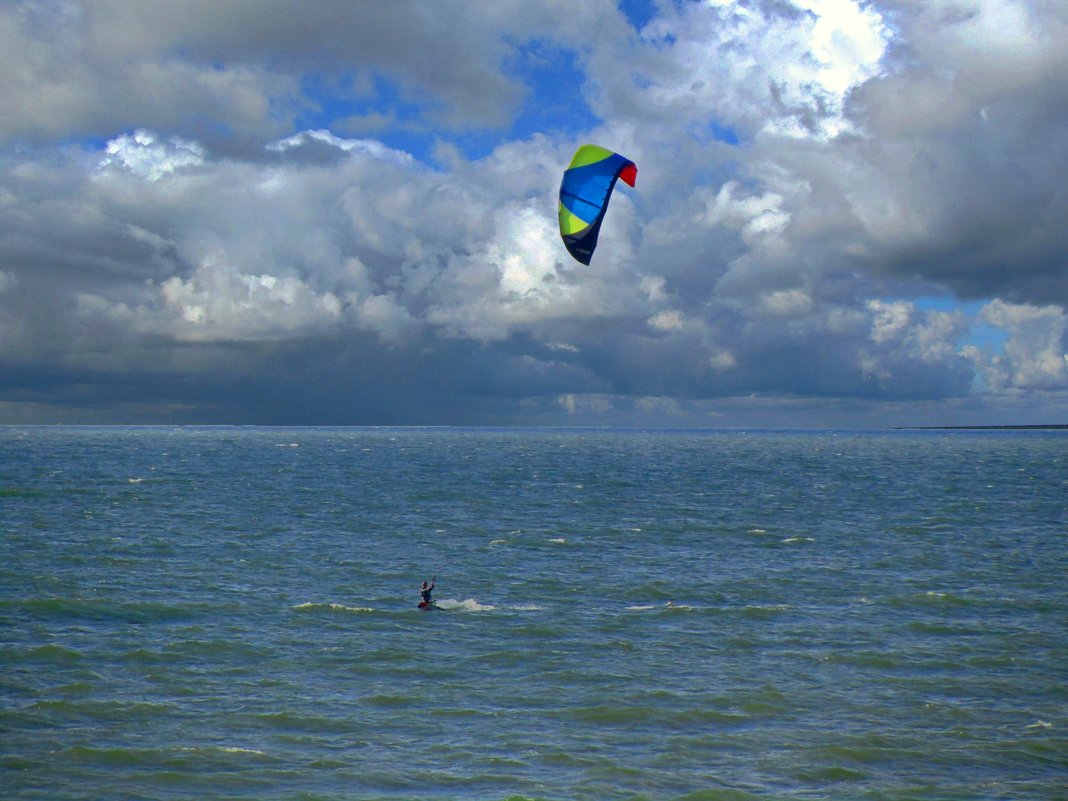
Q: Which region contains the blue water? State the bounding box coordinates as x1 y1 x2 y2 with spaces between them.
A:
1 427 1065 801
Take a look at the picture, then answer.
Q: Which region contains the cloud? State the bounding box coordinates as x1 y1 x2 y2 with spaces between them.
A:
975 300 1068 391
0 0 1065 424
832 0 1068 304
612 0 891 139
0 0 620 146
99 130 206 181
0 1 291 145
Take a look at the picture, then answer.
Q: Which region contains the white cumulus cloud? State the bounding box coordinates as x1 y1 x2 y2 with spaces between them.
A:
978 300 1068 391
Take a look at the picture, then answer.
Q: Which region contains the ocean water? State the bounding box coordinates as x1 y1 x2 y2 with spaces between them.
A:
1 426 1065 801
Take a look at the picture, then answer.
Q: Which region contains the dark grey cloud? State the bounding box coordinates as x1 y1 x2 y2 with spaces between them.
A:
0 1 629 148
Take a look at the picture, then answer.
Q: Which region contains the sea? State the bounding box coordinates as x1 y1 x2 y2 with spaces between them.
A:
1 426 1065 801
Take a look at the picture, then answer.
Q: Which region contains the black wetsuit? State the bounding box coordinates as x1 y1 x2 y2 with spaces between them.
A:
420 583 435 605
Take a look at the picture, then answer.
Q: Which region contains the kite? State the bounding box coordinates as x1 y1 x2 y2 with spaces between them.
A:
558 144 637 265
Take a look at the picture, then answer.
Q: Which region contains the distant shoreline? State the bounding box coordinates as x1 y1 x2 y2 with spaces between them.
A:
895 424 1067 431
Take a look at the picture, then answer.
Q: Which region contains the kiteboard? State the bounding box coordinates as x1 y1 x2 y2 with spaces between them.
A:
418 601 440 611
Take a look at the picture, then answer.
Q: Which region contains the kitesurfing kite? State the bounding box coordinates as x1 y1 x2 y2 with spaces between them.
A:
558 144 637 265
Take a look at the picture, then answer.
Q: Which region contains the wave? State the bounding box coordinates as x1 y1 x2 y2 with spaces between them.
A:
248 711 355 734
886 589 988 611
0 486 47 498
214 746 269 756
565 704 757 728
292 602 375 614
32 698 173 721
7 643 84 663
436 598 496 612
58 744 276 768
740 603 791 619
824 650 900 669
9 597 204 624
626 601 694 611
676 791 765 801
789 764 868 782
362 693 415 708
163 638 269 659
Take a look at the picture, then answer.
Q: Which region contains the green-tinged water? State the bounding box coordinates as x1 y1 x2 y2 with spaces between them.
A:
1 427 1065 800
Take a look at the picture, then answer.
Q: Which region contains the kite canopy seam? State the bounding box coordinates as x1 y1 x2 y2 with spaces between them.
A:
558 144 637 265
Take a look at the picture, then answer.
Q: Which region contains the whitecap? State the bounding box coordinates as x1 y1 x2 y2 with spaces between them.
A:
437 598 495 612
626 602 690 611
293 602 374 613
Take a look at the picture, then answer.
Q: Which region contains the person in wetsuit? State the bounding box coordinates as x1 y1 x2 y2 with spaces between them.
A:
420 578 435 607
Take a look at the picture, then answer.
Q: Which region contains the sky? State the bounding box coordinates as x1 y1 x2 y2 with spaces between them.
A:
1 0 1066 427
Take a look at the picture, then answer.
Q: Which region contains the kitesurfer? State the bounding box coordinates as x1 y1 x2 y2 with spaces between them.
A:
419 578 435 608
